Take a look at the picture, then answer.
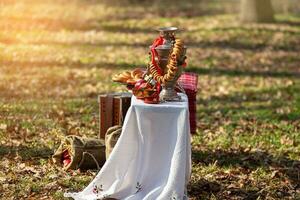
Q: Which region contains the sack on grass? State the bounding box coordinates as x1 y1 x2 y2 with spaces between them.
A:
105 125 122 159
52 135 106 171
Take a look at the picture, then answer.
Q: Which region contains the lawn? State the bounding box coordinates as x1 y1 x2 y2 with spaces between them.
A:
0 0 299 199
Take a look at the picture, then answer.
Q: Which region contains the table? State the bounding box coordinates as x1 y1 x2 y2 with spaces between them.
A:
65 93 191 200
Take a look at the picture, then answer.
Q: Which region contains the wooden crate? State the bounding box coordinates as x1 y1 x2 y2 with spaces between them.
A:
98 93 132 139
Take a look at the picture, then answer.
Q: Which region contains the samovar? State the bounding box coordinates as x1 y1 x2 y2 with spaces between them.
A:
151 27 187 101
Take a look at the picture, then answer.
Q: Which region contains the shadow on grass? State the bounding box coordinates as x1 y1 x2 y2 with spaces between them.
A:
99 25 153 34
1 16 154 33
188 177 262 200
99 0 236 18
198 84 300 122
208 26 300 36
0 144 53 160
3 59 300 79
188 66 300 78
1 60 143 69
276 20 300 27
188 178 221 200
192 149 299 172
3 37 299 54
3 19 300 52
187 40 300 52
190 149 300 199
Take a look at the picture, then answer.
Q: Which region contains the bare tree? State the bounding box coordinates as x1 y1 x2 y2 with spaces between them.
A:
240 0 275 23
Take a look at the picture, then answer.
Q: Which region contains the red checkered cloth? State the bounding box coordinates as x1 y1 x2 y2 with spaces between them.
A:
178 72 198 92
178 72 198 134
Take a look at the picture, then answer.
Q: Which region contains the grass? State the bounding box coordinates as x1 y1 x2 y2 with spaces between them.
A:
0 0 300 199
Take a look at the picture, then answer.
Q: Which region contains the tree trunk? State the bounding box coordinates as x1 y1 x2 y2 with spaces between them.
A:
240 0 275 23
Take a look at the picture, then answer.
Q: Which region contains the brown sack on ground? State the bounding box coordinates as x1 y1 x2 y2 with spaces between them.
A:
53 135 106 171
105 125 122 159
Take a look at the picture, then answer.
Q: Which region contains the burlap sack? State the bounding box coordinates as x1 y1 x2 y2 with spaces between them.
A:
105 125 122 159
52 135 106 171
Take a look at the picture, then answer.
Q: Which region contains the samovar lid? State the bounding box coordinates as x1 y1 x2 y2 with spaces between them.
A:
157 27 178 32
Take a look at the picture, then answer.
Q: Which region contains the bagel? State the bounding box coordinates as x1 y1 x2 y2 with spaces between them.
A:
126 79 136 85
131 68 144 78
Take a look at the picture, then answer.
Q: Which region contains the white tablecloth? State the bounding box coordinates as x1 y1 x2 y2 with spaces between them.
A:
65 93 191 200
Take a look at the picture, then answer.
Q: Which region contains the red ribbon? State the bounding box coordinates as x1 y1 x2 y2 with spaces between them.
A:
150 36 164 75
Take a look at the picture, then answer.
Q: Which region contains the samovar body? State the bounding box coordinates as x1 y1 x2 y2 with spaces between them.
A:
153 27 187 101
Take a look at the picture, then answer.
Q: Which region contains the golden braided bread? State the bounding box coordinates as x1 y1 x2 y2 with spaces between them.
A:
149 39 184 84
112 68 144 84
